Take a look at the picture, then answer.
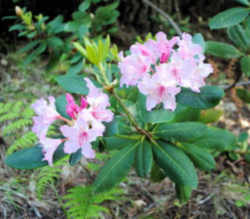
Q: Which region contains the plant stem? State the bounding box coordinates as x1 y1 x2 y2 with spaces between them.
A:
142 0 182 36
111 89 152 140
98 63 110 86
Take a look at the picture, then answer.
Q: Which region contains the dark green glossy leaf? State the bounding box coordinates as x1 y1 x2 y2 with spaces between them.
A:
236 88 250 103
150 162 166 182
171 104 200 122
135 141 153 177
176 86 224 109
155 122 207 142
56 74 88 94
93 143 138 193
206 41 242 59
104 136 139 150
209 7 249 29
55 94 71 119
152 141 198 188
240 55 250 76
5 143 66 169
104 116 131 137
190 127 236 151
227 25 249 51
181 143 215 171
69 149 82 166
175 184 192 203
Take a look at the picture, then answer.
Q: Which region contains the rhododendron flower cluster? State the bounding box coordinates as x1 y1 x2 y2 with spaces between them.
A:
31 78 113 165
118 32 213 111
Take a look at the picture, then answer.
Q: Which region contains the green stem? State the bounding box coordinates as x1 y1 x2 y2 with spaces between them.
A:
98 63 110 86
111 89 152 140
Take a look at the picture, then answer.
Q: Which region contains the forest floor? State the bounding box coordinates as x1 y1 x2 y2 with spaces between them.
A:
0 16 250 219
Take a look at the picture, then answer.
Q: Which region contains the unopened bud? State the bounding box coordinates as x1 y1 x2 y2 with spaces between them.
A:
15 6 23 16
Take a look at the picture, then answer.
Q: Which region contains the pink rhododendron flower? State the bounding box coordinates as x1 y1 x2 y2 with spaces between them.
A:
118 32 213 111
138 64 181 111
66 93 80 120
39 136 62 166
31 96 59 138
85 78 114 122
118 52 151 87
60 111 101 158
155 32 178 63
31 77 113 165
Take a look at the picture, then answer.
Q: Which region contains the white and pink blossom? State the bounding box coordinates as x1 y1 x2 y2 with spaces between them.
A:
31 78 113 165
118 32 213 111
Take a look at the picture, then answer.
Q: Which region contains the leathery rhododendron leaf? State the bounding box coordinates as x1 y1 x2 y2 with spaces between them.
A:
134 140 153 177
152 141 198 189
93 143 138 193
176 85 224 109
5 143 66 169
56 74 89 95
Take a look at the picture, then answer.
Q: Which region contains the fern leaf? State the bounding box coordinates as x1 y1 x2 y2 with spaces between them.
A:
7 131 37 154
0 112 20 122
63 185 124 219
3 119 32 135
36 158 67 199
0 102 13 114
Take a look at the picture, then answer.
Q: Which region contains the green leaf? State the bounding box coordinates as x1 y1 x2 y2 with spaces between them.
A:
192 33 206 52
244 154 250 163
181 143 215 171
135 141 153 177
236 88 250 103
238 132 248 142
234 0 250 6
176 86 224 109
171 104 200 122
206 41 242 59
150 162 166 182
104 136 139 150
69 149 82 166
47 37 64 49
55 94 71 119
175 184 192 203
209 7 249 29
144 109 175 124
66 61 83 75
9 24 25 31
227 25 249 51
79 0 91 12
23 43 47 65
155 122 207 142
93 143 138 193
18 40 40 53
190 127 236 151
104 116 131 137
56 74 88 94
199 109 223 123
5 143 66 169
240 55 250 76
152 142 198 188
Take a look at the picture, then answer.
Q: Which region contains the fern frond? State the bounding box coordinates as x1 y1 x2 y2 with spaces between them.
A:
63 185 124 219
36 158 67 199
0 112 21 122
22 107 35 118
0 102 13 114
3 119 33 136
7 131 37 154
